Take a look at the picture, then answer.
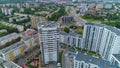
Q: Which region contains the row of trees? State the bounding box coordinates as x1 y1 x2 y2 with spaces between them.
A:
0 32 8 37
0 11 8 21
0 24 19 33
82 12 120 28
0 37 21 50
12 16 30 25
64 25 83 34
47 7 67 21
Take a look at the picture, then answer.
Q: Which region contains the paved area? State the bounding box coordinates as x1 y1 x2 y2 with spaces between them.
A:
48 63 57 68
62 48 73 68
66 6 86 26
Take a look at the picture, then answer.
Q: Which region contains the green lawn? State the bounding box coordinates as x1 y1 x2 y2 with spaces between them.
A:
61 45 67 49
80 16 101 23
75 26 83 34
84 18 101 23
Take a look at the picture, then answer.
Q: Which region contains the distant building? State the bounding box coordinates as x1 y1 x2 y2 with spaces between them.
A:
104 4 112 9
40 17 46 23
73 51 119 68
0 22 24 32
0 29 7 33
60 16 74 23
79 5 88 15
38 22 60 65
1 8 13 15
9 15 28 23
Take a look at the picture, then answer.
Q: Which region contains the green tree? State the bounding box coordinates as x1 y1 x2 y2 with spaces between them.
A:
64 27 70 33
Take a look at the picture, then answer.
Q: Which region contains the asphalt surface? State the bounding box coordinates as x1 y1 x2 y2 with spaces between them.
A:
62 48 72 68
66 6 87 26
48 63 57 68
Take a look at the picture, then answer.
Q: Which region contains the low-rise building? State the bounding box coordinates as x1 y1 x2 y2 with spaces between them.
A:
60 16 74 23
9 16 28 23
111 54 120 67
0 29 7 33
0 22 24 32
79 5 88 15
60 32 82 47
73 51 119 68
0 42 25 61
21 34 40 51
0 33 21 46
30 16 37 28
0 57 22 68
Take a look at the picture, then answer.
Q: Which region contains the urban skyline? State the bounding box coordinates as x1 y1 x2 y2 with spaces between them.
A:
0 0 120 68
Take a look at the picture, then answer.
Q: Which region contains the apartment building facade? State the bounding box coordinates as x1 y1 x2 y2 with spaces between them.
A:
83 23 120 60
38 22 59 65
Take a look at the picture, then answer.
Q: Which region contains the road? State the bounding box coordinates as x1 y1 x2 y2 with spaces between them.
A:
46 8 60 18
66 6 87 26
62 48 72 68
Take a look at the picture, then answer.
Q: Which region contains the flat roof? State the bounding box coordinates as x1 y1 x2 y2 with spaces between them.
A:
85 22 120 35
0 58 21 68
113 54 120 63
0 33 17 41
22 34 38 41
74 51 119 68
0 42 24 53
38 21 59 28
60 32 82 38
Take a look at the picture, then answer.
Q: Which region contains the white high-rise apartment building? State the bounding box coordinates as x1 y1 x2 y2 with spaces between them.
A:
83 23 120 60
38 22 59 65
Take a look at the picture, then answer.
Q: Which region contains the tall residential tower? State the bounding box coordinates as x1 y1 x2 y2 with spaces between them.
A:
83 22 120 60
38 22 59 65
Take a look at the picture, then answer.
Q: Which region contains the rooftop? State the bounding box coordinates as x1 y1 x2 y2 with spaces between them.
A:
0 33 17 41
0 42 24 53
0 58 21 68
113 54 120 63
38 21 59 28
60 32 82 38
85 22 120 35
74 51 120 68
22 34 38 41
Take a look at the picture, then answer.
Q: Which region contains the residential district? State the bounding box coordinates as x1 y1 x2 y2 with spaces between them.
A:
0 0 120 68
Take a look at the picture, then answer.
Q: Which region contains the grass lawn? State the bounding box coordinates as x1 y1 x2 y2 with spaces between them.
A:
102 21 116 27
80 16 101 23
61 45 67 49
75 26 83 34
